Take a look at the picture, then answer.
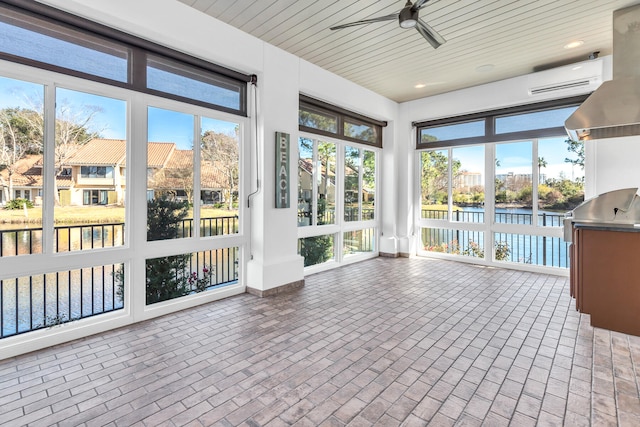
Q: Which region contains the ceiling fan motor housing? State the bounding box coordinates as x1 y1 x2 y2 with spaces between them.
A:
399 4 419 28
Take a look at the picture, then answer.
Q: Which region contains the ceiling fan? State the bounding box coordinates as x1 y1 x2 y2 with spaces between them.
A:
330 0 446 49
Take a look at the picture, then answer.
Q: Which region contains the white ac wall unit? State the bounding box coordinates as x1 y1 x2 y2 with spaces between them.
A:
527 58 603 97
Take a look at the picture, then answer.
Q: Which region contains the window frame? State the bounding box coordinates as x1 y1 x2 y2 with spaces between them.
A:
297 130 380 273
299 94 386 148
0 0 251 116
414 95 589 149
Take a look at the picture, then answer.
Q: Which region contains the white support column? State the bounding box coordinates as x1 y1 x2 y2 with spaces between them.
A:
246 44 304 296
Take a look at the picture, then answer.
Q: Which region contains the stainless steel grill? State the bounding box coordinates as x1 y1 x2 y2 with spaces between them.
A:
564 187 640 241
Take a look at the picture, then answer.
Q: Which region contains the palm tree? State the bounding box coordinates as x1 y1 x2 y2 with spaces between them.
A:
538 157 547 183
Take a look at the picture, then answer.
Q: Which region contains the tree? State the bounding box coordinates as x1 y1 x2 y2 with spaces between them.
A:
363 150 375 192
19 96 102 205
0 107 43 202
146 197 191 304
299 110 336 133
201 130 239 210
537 156 547 183
565 138 584 169
421 151 461 205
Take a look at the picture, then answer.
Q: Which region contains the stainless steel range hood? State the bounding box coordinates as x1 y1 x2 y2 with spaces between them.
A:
565 5 640 141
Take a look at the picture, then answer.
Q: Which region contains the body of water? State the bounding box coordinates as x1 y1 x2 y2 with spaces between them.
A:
422 207 570 268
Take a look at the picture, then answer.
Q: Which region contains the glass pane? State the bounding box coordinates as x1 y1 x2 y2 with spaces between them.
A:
298 106 338 133
0 76 44 256
363 150 375 220
0 8 128 82
452 146 484 223
53 88 126 252
420 150 448 219
421 227 484 258
147 107 194 241
147 55 242 111
343 228 375 256
200 117 240 236
298 235 335 267
537 137 585 226
494 232 569 267
145 247 239 305
495 106 579 134
344 119 377 143
298 138 313 227
495 141 533 224
1 263 124 338
344 146 361 222
317 141 336 225
420 120 484 143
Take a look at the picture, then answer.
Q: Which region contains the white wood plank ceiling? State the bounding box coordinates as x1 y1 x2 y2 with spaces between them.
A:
178 0 640 102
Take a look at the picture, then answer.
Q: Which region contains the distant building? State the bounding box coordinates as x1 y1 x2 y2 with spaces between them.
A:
454 171 482 189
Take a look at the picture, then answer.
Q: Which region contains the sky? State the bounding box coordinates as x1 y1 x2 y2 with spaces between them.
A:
0 76 238 150
451 137 584 182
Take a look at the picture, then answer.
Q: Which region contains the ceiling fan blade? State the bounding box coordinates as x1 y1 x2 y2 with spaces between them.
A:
416 18 446 49
330 13 398 30
412 0 432 11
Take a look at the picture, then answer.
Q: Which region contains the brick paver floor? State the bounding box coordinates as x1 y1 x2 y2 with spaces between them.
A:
1 257 640 426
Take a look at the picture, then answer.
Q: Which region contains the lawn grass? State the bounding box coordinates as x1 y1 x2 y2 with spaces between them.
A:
0 205 238 225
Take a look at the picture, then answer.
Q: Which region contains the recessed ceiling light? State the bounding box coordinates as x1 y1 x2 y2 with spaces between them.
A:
415 83 427 88
475 64 494 73
564 40 584 49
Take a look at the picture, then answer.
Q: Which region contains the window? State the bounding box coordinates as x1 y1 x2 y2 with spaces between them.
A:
297 136 378 269
420 120 485 144
0 6 129 82
146 55 245 113
344 146 376 222
415 96 588 148
80 166 113 178
299 105 338 133
0 15 248 353
0 1 251 116
495 106 578 134
299 95 385 148
416 98 586 270
344 117 378 144
82 189 108 205
298 138 336 227
297 95 382 270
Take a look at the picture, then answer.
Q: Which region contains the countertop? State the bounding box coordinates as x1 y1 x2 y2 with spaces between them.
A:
573 222 640 232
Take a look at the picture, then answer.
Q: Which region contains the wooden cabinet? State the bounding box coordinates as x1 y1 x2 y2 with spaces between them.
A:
572 226 640 336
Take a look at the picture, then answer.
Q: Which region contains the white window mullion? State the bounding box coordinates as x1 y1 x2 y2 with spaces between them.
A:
358 149 364 222
335 142 345 263
312 139 318 227
532 138 539 227
485 143 496 261
42 83 56 255
193 115 202 238
448 147 453 223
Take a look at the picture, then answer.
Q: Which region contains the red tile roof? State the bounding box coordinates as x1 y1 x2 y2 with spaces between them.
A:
65 139 126 166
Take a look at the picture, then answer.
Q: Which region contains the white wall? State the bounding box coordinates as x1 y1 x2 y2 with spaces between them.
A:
38 0 401 291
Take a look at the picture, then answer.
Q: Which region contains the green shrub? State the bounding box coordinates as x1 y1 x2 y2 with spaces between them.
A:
5 198 34 210
299 235 333 267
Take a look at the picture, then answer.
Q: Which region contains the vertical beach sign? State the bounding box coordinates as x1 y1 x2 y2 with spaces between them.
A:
275 132 290 208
